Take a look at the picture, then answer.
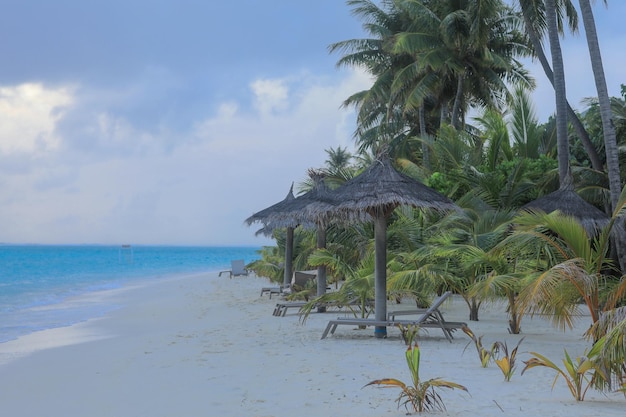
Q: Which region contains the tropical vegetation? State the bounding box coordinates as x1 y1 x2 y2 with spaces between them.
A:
247 0 626 400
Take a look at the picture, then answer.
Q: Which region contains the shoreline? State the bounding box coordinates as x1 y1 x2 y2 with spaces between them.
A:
0 272 624 416
0 267 232 345
0 270 214 361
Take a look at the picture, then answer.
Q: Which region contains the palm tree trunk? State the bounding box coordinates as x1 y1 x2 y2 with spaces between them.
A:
419 104 431 171
441 102 449 126
469 298 480 321
521 5 603 171
507 291 521 334
578 0 621 209
545 0 572 186
579 0 626 272
451 75 464 130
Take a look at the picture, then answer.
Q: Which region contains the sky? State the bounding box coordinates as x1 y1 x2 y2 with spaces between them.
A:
0 1 625 247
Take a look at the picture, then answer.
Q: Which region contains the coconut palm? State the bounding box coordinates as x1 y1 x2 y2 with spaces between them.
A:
503 184 626 330
391 0 533 129
578 0 621 209
385 207 452 304
586 306 626 391
437 204 516 321
508 84 550 159
577 0 626 273
247 228 316 284
518 0 603 170
325 146 353 172
388 191 518 323
300 248 376 322
329 0 416 155
543 0 572 185
580 93 626 184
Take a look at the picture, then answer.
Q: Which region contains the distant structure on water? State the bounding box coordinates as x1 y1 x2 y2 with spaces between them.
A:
119 244 133 264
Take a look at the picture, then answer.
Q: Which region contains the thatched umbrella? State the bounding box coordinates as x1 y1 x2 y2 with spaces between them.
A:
245 184 298 287
245 173 336 303
521 182 610 235
316 156 459 338
262 172 336 305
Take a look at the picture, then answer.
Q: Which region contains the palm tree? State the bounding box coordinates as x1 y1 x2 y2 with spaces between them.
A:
387 191 518 323
577 0 625 272
518 0 603 170
247 228 316 284
503 184 626 329
392 0 533 130
509 84 549 159
586 306 626 391
544 0 572 185
329 0 415 154
325 146 353 172
300 243 377 322
578 0 621 209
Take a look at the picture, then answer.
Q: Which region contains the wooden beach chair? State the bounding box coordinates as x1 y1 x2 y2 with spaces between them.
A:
219 259 250 278
321 291 466 341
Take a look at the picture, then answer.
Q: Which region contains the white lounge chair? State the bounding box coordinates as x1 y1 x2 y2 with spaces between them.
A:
219 259 250 278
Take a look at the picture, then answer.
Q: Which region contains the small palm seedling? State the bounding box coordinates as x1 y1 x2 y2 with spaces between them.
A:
365 341 468 413
398 324 420 346
521 349 607 401
492 338 524 381
462 326 493 368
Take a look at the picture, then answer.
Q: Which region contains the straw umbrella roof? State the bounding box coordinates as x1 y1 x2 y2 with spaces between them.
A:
244 174 335 291
321 156 458 221
311 155 458 338
245 184 297 236
520 183 610 235
249 172 336 231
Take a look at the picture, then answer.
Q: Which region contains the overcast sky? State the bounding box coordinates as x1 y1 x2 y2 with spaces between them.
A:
0 1 624 247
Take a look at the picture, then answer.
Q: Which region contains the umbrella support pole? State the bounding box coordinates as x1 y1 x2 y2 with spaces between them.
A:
374 213 387 338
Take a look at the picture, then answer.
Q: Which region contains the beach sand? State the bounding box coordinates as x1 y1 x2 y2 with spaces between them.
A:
0 272 624 417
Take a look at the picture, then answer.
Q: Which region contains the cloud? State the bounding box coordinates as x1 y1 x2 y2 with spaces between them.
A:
250 79 289 116
0 83 73 154
0 69 372 245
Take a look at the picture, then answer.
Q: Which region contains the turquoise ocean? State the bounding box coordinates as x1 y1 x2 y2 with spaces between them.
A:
0 245 261 343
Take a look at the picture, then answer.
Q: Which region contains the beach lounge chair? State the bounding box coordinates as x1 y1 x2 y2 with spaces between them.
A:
321 291 466 341
273 300 309 316
271 271 317 316
386 291 453 321
260 285 284 298
273 297 373 317
290 270 316 292
219 259 250 278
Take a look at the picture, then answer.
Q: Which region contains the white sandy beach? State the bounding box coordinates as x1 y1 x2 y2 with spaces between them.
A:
0 272 624 417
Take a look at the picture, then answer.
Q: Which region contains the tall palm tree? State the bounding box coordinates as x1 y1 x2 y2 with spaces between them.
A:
329 0 415 154
578 0 621 209
325 146 353 172
544 0 572 185
577 0 625 272
392 0 533 130
518 0 603 170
